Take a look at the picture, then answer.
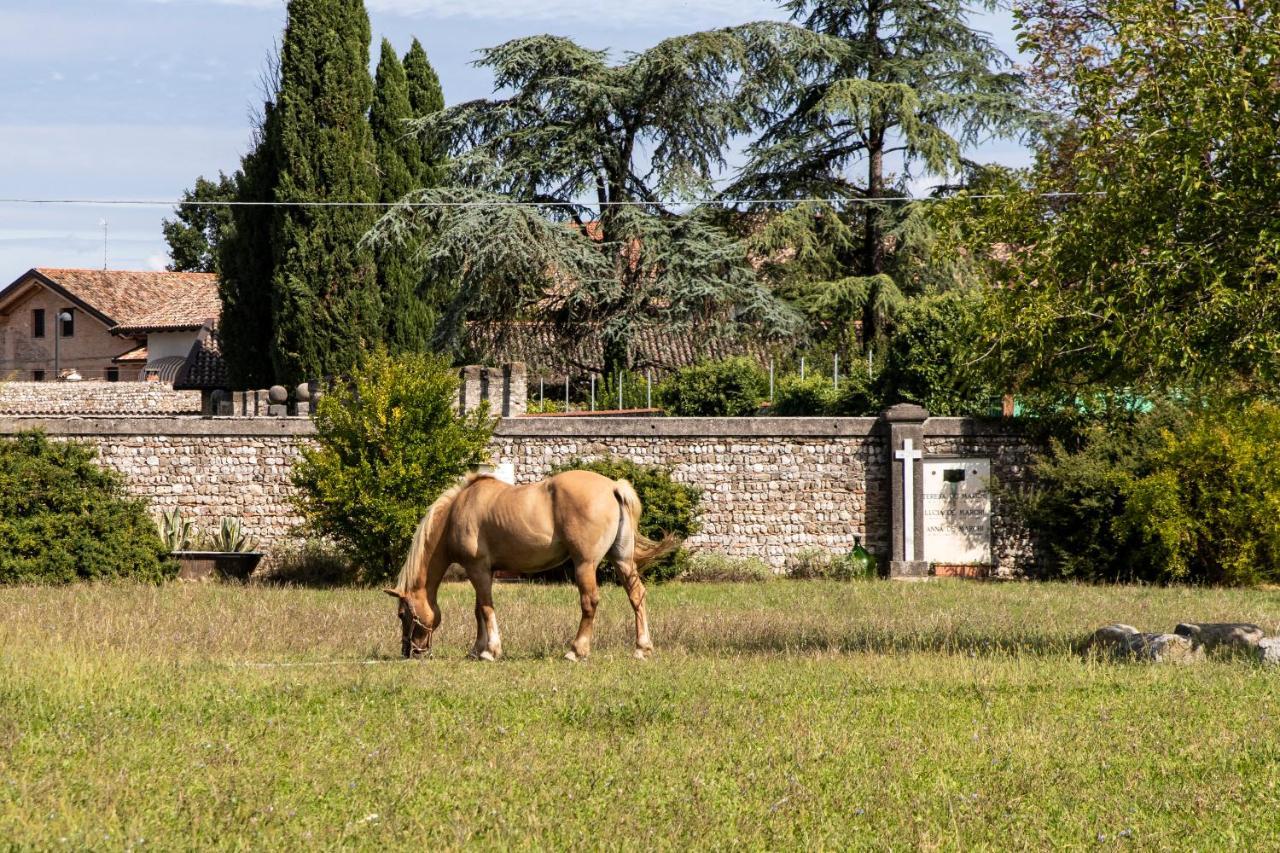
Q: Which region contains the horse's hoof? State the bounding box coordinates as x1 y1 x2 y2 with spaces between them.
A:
479 650 497 662
633 648 650 660
564 650 582 662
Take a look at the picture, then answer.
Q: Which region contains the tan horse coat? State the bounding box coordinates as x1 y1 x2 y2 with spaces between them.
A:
386 470 676 660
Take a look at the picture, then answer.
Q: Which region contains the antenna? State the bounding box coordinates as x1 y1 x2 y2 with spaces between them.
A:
99 218 108 269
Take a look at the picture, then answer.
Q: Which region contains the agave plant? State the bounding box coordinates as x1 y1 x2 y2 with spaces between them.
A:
157 507 195 552
202 518 257 553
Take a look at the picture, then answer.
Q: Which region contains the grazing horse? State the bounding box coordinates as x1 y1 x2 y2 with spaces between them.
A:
384 470 677 661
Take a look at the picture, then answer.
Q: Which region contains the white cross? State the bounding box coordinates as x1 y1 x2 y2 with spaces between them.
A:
895 438 923 561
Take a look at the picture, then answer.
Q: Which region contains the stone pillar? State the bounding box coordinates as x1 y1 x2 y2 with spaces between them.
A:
503 362 527 418
459 366 484 415
884 403 929 579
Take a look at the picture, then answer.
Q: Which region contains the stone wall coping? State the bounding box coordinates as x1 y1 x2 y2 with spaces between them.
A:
0 414 1025 439
0 412 1018 438
0 416 317 437
497 415 1022 439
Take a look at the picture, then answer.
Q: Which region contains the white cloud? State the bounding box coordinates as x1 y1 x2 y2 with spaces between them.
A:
145 254 170 271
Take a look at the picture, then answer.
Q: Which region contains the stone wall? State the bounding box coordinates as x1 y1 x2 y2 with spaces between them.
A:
0 414 1038 575
0 382 202 415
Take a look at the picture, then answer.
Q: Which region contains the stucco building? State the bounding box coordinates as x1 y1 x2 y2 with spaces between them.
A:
0 268 220 383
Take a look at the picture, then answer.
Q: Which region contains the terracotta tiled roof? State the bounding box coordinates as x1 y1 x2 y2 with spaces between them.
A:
173 327 229 390
23 268 220 332
113 344 148 364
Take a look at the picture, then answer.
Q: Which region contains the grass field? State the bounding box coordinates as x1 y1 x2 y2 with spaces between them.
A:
3 579 1280 849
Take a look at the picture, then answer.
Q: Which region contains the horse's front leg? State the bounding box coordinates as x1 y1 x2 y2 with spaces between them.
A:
466 564 501 661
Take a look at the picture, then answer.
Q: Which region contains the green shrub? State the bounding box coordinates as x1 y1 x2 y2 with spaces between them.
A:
680 552 773 582
551 456 702 582
771 374 837 415
784 547 871 581
770 368 881 416
878 290 998 416
657 357 766 416
0 432 175 584
291 348 494 584
1014 402 1280 586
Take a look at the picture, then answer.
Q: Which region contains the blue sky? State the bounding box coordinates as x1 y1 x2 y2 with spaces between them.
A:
0 0 1030 285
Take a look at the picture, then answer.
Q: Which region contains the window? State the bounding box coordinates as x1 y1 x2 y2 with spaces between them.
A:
106 367 119 382
32 370 45 382
60 309 74 338
31 309 44 338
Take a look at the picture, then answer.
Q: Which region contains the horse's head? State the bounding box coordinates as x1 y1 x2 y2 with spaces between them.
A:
383 588 431 659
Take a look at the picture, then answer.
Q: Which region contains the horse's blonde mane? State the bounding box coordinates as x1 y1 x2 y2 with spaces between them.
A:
393 472 493 593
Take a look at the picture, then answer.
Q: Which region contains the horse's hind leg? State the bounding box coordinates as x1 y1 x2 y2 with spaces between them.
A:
466 563 501 661
614 556 653 659
565 560 600 662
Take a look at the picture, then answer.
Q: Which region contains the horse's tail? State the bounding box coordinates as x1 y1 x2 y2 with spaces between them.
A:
614 479 679 571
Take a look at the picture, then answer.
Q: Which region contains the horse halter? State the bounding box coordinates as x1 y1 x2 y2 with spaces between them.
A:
401 597 434 659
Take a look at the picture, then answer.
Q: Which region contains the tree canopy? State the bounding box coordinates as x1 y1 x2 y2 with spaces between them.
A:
374 30 806 373
976 0 1280 394
161 173 236 273
729 0 1029 346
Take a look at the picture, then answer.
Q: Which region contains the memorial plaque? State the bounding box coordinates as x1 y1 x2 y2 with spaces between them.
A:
923 458 991 565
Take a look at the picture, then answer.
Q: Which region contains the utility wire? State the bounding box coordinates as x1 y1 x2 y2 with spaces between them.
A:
0 191 1103 209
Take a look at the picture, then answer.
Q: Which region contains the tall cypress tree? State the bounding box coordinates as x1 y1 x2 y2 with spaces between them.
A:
217 97 281 388
402 38 445 189
371 39 433 353
269 0 382 384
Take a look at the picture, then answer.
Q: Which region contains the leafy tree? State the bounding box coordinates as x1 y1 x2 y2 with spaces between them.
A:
732 0 1030 347
375 31 800 373
269 0 383 385
0 433 175 584
291 348 494 583
987 0 1280 393
162 174 236 273
371 38 434 354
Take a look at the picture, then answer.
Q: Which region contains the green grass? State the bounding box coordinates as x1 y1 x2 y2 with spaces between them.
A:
2 580 1280 849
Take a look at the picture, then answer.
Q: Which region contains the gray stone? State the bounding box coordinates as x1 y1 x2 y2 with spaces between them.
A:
1124 632 1203 664
1081 623 1140 656
267 404 288 417
295 383 311 403
1257 637 1280 666
889 560 930 579
1174 622 1265 654
269 385 288 405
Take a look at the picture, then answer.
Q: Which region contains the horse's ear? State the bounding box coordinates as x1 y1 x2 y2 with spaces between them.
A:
383 588 402 599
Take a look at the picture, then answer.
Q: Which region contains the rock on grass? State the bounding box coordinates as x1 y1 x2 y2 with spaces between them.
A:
1174 622 1264 654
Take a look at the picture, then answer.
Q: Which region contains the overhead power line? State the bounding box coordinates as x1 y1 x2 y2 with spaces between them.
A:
0 192 1102 210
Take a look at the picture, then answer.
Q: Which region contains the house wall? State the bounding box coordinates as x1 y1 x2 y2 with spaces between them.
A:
144 330 199 362
0 278 139 380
